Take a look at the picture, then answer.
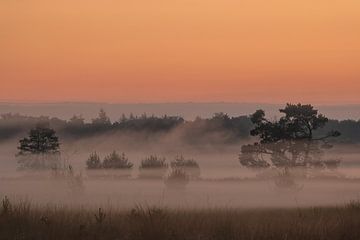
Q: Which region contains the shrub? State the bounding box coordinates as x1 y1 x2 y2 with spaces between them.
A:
138 155 168 179
170 155 200 179
86 152 102 169
140 155 168 169
170 155 199 168
102 151 133 169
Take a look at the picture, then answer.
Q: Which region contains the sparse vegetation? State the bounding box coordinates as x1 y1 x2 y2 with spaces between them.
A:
1 196 11 216
50 165 85 194
66 165 85 194
1 197 360 240
94 207 106 224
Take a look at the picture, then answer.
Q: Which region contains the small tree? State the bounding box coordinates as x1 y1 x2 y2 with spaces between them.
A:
18 126 60 155
86 152 102 169
102 151 133 169
17 124 61 169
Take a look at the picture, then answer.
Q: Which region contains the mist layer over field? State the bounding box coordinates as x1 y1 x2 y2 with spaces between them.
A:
1 135 360 209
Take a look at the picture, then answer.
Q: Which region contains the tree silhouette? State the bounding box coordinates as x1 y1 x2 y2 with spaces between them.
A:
239 103 341 173
92 109 111 126
18 125 60 155
102 151 133 169
17 124 61 169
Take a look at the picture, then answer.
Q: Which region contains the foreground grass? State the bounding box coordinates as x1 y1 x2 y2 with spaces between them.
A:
1 198 360 240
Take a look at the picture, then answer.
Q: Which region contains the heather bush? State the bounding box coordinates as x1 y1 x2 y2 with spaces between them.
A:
102 151 133 169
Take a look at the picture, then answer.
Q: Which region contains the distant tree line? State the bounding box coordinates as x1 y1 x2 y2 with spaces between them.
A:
1 108 360 143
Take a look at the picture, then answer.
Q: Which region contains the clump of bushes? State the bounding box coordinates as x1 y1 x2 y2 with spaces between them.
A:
86 151 133 169
140 155 168 169
171 155 199 168
84 152 201 180
138 155 168 179
103 151 133 169
170 155 200 179
86 152 102 169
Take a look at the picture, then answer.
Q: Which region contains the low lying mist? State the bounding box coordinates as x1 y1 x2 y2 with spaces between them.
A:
1 104 360 210
1 134 360 209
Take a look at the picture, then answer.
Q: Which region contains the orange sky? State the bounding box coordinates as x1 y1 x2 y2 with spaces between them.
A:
0 0 359 104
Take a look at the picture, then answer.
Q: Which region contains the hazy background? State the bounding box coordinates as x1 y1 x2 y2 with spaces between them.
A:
1 102 359 121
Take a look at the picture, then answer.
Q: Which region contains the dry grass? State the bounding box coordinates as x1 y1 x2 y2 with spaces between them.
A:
1 197 360 240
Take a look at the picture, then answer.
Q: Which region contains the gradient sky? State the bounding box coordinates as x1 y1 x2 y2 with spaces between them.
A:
0 0 359 104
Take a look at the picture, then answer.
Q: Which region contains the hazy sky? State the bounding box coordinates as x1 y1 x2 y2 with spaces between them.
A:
0 0 359 104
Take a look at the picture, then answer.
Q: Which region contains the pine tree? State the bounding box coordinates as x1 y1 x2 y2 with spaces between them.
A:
17 125 61 169
18 126 60 155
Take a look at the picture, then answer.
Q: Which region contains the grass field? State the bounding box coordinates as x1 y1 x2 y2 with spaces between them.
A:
1 197 360 240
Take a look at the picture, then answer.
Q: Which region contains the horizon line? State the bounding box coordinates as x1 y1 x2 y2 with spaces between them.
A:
1 100 360 107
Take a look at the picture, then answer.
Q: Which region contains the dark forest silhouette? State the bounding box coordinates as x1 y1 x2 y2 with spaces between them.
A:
0 106 359 144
